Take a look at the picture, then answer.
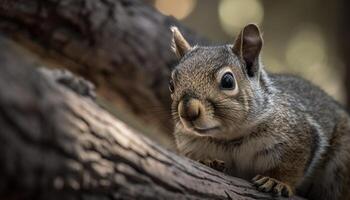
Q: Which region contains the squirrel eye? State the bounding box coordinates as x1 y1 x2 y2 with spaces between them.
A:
220 72 235 90
169 79 175 93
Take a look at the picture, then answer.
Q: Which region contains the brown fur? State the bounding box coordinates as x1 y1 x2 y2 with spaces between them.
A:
170 24 350 199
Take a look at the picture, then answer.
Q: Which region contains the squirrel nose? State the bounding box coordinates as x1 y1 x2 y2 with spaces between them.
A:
178 98 201 121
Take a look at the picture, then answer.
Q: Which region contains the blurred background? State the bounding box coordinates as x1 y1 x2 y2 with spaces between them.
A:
149 0 348 104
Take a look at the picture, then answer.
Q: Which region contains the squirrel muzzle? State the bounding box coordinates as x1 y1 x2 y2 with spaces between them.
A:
178 98 202 122
178 98 220 134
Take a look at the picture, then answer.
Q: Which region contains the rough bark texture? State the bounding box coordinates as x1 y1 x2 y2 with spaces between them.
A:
0 37 304 200
339 0 350 109
0 0 208 142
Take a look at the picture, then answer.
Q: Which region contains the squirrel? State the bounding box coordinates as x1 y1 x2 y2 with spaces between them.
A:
169 24 350 199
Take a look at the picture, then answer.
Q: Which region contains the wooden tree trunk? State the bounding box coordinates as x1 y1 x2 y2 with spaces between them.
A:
0 0 208 145
339 0 350 109
0 36 303 200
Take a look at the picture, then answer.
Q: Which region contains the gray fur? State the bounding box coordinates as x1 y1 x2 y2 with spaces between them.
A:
170 27 350 199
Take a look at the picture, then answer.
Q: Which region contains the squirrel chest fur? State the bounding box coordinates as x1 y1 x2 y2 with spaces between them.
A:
169 24 350 200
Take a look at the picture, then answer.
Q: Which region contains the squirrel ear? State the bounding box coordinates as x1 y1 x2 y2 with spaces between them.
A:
232 24 263 77
171 26 191 58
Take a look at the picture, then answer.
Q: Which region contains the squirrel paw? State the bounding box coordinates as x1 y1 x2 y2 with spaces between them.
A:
198 159 226 172
252 175 293 197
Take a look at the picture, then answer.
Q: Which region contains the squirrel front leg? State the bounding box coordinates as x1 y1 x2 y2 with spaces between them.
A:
252 155 306 197
198 159 226 172
252 173 294 197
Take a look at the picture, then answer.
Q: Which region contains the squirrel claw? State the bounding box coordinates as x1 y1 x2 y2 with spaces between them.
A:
252 175 293 197
197 159 226 172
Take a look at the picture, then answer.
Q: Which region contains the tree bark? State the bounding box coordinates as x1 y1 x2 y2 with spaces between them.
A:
0 0 208 142
338 0 350 109
0 36 304 200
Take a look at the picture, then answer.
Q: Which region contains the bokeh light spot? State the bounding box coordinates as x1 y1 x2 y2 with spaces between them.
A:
154 0 197 20
284 24 345 103
286 25 327 73
218 0 264 35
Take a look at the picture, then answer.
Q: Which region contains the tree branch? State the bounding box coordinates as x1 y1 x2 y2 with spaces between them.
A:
0 0 208 139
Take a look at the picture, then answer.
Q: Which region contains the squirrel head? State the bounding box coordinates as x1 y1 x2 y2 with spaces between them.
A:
169 24 264 140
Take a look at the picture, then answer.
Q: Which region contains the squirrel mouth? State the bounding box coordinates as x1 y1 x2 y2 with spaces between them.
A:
193 126 220 134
